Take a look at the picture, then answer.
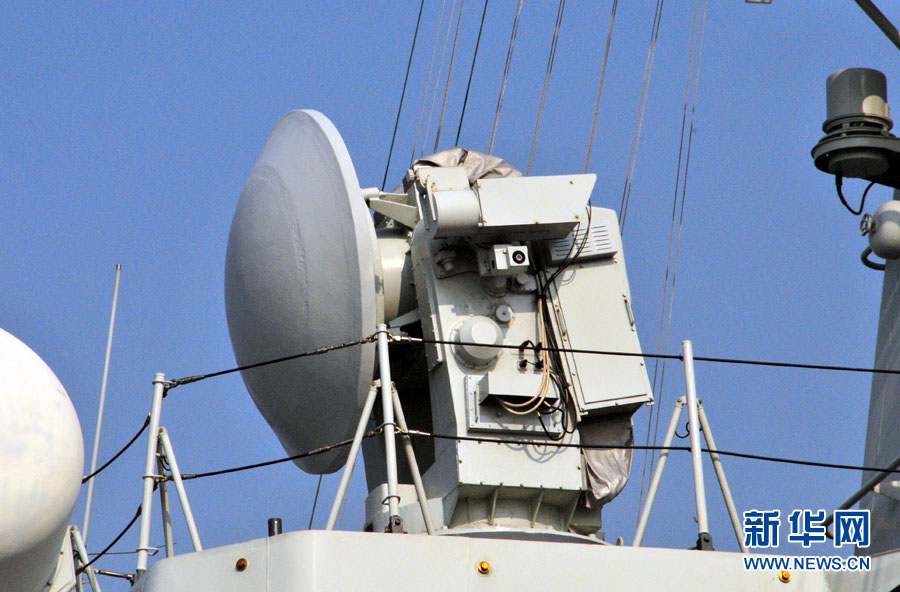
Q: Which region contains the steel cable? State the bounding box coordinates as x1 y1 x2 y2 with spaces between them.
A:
395 335 900 376
308 475 323 529
412 0 449 161
434 0 466 151
381 0 426 190
618 0 665 233
584 0 618 174
81 421 898 571
455 0 489 145
422 0 459 157
526 0 566 175
167 335 376 388
488 0 524 154
639 0 705 524
81 415 150 484
166 332 900 396
76 504 143 575
152 427 900 484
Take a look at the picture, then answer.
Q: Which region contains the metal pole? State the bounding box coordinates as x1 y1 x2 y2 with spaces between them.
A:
391 384 436 535
82 264 122 545
157 457 175 557
698 403 746 552
325 383 379 530
633 397 684 546
135 373 166 579
71 526 102 592
822 450 900 529
158 428 202 551
377 324 401 522
682 340 712 549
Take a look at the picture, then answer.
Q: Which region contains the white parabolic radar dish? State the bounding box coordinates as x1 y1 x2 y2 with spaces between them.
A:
225 110 380 474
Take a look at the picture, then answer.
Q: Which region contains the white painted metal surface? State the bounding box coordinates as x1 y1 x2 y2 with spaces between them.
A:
128 529 884 592
225 109 380 474
0 328 83 592
862 245 900 552
376 325 401 521
682 340 711 541
136 374 167 578
549 207 652 413
474 175 595 240
158 428 203 552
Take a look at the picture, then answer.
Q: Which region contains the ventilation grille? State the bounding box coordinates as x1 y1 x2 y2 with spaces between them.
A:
547 219 617 264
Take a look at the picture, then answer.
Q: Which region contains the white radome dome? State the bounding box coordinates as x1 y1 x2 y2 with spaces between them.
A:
0 328 83 592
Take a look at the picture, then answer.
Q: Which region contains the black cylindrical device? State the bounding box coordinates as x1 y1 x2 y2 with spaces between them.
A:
824 68 891 133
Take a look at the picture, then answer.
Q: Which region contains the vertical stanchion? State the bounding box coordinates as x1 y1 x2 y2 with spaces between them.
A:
682 341 713 550
633 397 685 546
82 264 122 545
376 324 401 527
135 373 166 579
158 428 202 551
326 383 379 530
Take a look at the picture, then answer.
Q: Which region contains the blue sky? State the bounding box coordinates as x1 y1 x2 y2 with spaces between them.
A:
2 2 899 588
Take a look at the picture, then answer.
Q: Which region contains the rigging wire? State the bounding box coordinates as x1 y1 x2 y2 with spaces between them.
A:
422 0 459 157
381 0 426 190
81 415 150 484
162 332 900 397
395 335 900 377
76 504 143 575
638 0 706 523
70 331 891 502
434 0 467 152
176 433 363 480
649 0 709 475
488 0 525 154
308 474 323 529
455 0 489 146
167 336 375 388
84 423 900 569
526 0 567 175
584 0 619 174
412 0 449 162
150 424 900 484
618 0 666 234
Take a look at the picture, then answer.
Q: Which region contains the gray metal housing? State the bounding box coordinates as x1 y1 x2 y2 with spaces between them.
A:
363 164 652 536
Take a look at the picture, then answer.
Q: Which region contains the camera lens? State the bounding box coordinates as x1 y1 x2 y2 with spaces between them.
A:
511 249 526 264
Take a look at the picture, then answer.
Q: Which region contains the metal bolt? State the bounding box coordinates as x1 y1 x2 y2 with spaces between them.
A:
235 558 248 572
778 570 791 583
476 561 492 575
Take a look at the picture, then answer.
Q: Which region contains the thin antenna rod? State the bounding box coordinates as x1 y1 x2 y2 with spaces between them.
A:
853 0 900 52
82 263 122 545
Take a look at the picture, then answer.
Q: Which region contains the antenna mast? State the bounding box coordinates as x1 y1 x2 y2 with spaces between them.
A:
82 263 122 544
